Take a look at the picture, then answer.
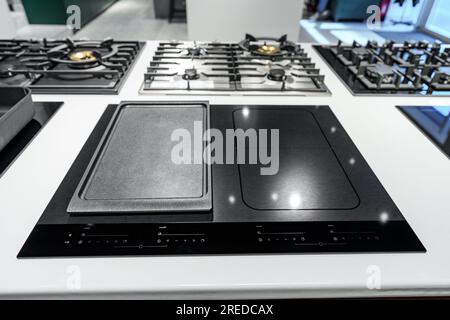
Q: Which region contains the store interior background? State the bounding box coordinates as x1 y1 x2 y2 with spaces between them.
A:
0 0 449 46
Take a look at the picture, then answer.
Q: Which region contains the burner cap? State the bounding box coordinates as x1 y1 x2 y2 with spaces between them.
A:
257 44 281 56
436 66 450 84
268 68 286 81
366 64 396 83
186 47 207 56
69 50 98 62
47 40 120 68
352 47 370 57
0 65 14 78
238 34 297 57
182 68 200 80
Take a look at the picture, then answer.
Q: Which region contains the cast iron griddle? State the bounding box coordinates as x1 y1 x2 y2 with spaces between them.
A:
68 102 211 214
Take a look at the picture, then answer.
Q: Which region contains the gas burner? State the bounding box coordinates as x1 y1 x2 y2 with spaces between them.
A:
182 68 200 80
257 44 281 56
46 39 121 69
68 50 98 62
182 46 208 57
315 40 450 95
238 34 300 57
431 66 450 85
268 68 286 81
0 65 13 78
366 64 396 84
0 38 144 94
437 74 450 85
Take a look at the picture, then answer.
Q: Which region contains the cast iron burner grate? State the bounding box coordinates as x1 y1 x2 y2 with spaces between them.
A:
314 40 450 96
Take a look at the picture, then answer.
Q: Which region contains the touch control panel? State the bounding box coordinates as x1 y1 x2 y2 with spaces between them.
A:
18 221 424 257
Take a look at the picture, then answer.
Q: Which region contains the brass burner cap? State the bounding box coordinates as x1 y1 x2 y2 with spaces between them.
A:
69 50 97 62
257 45 281 55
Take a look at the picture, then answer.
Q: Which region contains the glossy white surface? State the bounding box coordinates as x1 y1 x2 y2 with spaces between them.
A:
0 42 449 299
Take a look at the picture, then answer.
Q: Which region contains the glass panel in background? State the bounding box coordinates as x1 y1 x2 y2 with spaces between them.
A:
425 0 450 39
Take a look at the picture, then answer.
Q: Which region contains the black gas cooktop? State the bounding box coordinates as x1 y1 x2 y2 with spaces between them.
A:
18 102 424 257
315 40 450 96
398 105 450 158
0 38 144 94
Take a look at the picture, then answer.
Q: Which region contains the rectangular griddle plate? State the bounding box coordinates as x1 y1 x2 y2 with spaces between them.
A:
68 101 211 214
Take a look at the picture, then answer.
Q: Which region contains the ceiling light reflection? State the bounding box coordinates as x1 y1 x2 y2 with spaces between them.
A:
271 193 279 201
242 107 250 118
289 192 302 209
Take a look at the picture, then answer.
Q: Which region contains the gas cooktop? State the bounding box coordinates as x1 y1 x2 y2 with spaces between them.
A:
19 102 424 257
0 38 144 94
141 34 329 95
315 40 450 96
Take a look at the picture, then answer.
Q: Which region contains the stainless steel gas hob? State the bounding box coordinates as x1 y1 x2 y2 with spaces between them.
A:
141 34 329 96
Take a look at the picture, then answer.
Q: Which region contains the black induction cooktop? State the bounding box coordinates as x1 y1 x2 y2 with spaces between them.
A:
18 102 425 257
398 105 450 158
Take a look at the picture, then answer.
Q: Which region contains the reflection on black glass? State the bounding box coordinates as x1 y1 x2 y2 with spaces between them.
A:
398 106 450 158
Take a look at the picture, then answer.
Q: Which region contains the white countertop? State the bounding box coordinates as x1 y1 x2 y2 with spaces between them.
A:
0 42 449 299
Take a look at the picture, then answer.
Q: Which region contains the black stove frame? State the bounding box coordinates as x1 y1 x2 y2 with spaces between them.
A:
18 103 425 258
